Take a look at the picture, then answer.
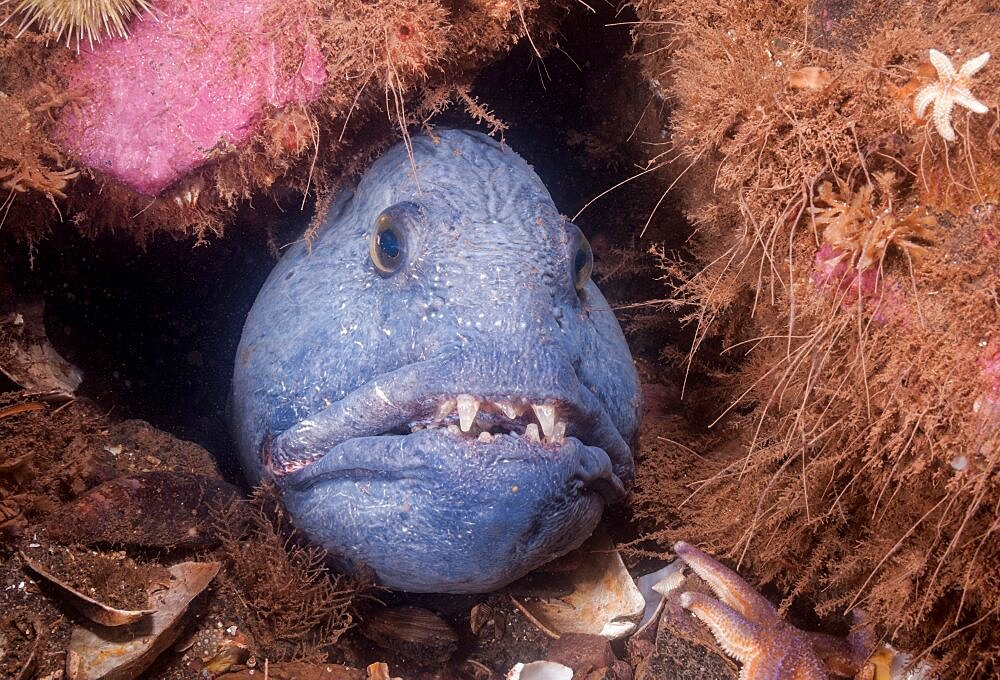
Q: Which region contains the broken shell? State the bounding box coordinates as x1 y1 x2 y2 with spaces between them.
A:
507 661 573 680
511 527 645 639
867 645 938 680
360 606 459 663
470 602 506 640
22 553 156 627
635 560 686 636
0 296 82 398
201 633 252 674
65 561 221 680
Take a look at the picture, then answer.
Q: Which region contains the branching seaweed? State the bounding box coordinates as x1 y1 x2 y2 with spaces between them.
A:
214 487 365 662
629 0 1000 674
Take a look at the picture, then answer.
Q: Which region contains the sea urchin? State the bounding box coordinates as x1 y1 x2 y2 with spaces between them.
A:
2 0 153 49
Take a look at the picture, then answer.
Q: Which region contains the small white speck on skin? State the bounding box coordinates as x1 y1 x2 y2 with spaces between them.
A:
374 384 393 406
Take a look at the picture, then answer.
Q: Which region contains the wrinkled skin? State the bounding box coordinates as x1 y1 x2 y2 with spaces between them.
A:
231 130 640 593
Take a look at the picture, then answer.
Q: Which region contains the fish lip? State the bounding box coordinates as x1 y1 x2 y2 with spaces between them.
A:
261 355 635 490
281 429 628 505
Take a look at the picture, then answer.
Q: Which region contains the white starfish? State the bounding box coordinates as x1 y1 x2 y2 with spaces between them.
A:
913 49 990 142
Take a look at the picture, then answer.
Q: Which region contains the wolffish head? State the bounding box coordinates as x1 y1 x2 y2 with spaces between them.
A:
232 129 640 593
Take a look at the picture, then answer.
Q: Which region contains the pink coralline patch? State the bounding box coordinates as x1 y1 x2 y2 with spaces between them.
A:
810 244 906 323
56 0 327 196
977 340 1000 416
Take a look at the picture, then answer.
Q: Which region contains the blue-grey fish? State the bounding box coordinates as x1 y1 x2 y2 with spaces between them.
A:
231 130 640 593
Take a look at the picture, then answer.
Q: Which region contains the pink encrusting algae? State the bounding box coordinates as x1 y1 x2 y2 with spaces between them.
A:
56 0 327 196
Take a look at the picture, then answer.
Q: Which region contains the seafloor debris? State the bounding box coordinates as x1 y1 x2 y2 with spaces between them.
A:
0 614 45 680
22 551 157 626
217 662 366 679
41 471 242 549
630 572 738 680
0 287 81 398
511 528 645 640
65 560 221 679
360 605 459 664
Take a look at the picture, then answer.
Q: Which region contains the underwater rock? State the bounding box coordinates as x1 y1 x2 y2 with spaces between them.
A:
544 633 616 677
42 471 241 549
633 585 736 680
629 0 999 673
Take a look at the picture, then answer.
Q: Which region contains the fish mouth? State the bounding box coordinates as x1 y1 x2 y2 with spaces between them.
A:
261 356 634 502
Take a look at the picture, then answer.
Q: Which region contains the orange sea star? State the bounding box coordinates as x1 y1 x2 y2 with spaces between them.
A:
674 542 871 680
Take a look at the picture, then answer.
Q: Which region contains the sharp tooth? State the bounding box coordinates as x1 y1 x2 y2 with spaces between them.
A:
525 423 540 443
447 424 462 436
477 431 494 443
548 421 566 445
457 394 480 432
435 399 456 421
532 403 556 438
495 401 518 420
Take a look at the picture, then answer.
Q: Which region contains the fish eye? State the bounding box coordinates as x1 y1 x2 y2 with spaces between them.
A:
573 232 594 292
370 204 415 276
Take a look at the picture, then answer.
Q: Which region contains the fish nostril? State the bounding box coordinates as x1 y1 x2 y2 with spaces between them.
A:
553 307 566 331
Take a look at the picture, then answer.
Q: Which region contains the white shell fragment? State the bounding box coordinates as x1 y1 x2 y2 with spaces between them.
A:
507 661 574 680
635 559 686 636
872 645 939 680
65 561 221 680
512 528 645 639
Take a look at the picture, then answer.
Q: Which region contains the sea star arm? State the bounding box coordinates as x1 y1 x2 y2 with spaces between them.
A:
806 631 869 677
913 85 939 119
929 49 957 79
953 90 989 114
958 51 991 78
932 96 958 141
679 590 764 664
808 610 872 677
674 541 781 624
